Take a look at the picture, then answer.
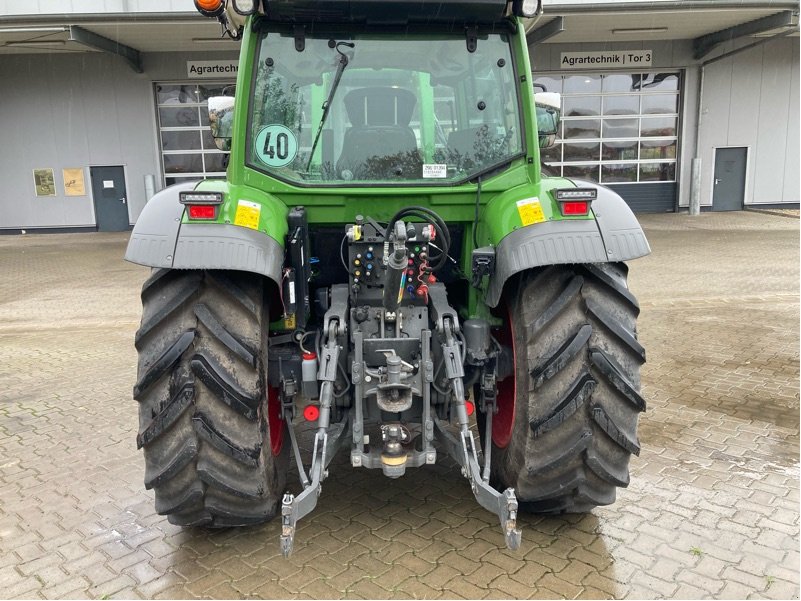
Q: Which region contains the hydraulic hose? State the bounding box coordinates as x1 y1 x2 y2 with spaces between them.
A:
386 206 451 271
383 245 408 313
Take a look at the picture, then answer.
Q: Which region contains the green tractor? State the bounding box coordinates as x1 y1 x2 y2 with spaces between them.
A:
126 0 650 555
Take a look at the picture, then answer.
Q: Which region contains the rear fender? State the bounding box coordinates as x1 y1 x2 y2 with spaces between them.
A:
485 181 650 307
124 182 284 290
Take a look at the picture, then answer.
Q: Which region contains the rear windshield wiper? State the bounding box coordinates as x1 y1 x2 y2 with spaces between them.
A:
306 41 355 170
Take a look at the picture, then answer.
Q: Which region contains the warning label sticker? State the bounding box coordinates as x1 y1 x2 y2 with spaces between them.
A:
234 200 261 230
516 198 546 226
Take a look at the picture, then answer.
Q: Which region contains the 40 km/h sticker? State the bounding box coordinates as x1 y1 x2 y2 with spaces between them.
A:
254 124 298 168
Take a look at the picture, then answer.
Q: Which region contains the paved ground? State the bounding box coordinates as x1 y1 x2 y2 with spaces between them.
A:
0 211 798 600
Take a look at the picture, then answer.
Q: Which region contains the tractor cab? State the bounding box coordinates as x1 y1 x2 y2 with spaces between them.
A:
203 0 547 190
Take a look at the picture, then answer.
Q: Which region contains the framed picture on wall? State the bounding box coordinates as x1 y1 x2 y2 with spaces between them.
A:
63 168 86 196
33 169 56 197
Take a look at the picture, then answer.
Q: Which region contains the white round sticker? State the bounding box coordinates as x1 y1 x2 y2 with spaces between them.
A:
254 124 298 168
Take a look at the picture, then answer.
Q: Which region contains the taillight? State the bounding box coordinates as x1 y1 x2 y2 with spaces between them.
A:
560 201 590 215
188 205 217 220
179 191 222 220
554 188 596 216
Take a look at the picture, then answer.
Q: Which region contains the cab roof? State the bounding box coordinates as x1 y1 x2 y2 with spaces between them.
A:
260 0 510 26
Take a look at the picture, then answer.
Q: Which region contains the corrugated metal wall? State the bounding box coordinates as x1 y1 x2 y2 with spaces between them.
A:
530 36 799 210
0 50 236 230
698 37 800 207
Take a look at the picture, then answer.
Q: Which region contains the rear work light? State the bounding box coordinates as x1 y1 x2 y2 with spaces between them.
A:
179 191 223 204
230 0 258 15
179 191 223 220
512 0 542 18
554 188 596 216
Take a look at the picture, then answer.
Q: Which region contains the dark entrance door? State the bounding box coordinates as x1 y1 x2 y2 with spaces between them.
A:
90 166 129 231
712 147 747 211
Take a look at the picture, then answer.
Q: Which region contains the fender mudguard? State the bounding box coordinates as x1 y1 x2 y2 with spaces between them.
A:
485 181 650 307
124 183 283 288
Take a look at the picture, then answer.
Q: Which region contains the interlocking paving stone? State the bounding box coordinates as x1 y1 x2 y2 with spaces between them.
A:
0 211 798 599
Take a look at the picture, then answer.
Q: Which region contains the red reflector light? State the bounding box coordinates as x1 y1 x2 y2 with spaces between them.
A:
188 205 216 220
560 201 589 215
303 405 320 422
465 400 475 417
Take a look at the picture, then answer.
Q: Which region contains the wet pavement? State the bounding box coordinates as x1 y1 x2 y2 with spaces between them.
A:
0 210 798 599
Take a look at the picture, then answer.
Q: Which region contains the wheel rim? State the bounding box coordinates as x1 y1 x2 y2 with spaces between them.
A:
493 303 516 449
267 386 284 456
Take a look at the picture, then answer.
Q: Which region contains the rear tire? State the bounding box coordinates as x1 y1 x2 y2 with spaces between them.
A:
133 269 288 527
489 263 645 513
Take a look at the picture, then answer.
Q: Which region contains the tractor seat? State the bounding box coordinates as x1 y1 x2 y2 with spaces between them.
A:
336 87 422 179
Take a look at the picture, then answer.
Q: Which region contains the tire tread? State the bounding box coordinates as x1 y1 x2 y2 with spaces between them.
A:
134 269 286 527
491 263 645 514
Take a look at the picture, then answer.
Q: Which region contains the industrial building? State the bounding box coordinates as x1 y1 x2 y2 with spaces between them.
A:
0 0 798 232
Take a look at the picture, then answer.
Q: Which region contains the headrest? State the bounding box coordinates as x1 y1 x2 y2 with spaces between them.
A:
343 87 416 127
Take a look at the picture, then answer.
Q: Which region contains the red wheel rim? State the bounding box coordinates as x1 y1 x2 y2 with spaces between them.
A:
267 386 285 456
493 304 516 449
